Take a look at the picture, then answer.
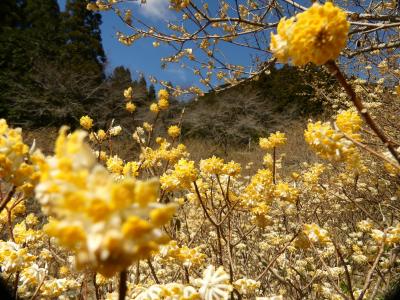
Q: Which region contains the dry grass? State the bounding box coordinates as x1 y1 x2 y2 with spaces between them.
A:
22 120 319 179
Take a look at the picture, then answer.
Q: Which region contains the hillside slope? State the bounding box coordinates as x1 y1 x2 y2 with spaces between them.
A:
174 65 334 145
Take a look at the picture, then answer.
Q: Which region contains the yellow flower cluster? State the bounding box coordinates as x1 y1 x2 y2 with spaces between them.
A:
123 87 137 112
158 89 170 110
168 125 181 138
150 102 160 113
79 115 93 130
303 223 330 244
135 283 200 299
106 155 124 175
370 224 400 245
159 240 206 268
135 265 233 300
160 158 198 191
0 200 26 224
199 156 225 175
126 101 136 113
242 169 275 206
0 119 41 193
259 131 286 150
335 109 362 140
304 110 363 169
233 277 260 295
140 140 188 169
123 161 139 177
0 241 35 273
274 182 299 203
199 156 241 177
270 2 349 65
35 128 176 276
170 0 190 11
123 86 133 100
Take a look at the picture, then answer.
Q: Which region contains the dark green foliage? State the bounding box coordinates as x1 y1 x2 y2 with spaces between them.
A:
148 84 156 101
0 0 107 127
61 0 105 73
0 0 24 30
132 75 150 105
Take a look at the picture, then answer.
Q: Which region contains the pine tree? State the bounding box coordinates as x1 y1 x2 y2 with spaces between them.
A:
0 0 27 118
61 0 106 74
23 0 62 59
110 66 133 88
148 84 156 101
135 75 149 104
0 0 24 30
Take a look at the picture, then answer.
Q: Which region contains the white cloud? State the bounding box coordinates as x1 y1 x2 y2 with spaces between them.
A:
135 0 172 20
165 66 189 82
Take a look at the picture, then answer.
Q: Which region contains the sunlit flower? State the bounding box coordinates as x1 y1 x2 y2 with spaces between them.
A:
80 115 93 130
194 265 233 300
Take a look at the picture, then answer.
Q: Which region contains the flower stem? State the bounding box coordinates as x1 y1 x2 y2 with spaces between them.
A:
118 270 127 300
326 60 400 165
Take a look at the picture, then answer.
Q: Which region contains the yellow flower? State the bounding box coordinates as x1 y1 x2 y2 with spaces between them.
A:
270 17 294 63
158 89 170 100
124 87 133 100
396 85 400 95
125 101 136 113
0 119 39 189
274 182 298 203
160 159 198 191
97 129 107 141
304 120 363 170
150 204 177 226
109 125 122 136
259 131 286 150
270 2 349 65
168 125 181 138
35 129 174 277
303 223 330 244
158 98 169 110
170 0 190 11
122 216 153 238
335 110 362 140
80 115 93 130
222 161 241 177
200 156 225 175
150 103 160 113
123 161 139 177
106 155 124 174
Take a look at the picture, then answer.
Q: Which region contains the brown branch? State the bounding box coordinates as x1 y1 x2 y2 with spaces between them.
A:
326 60 400 165
118 270 127 300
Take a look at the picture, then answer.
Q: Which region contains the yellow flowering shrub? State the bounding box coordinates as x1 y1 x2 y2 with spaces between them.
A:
270 2 349 65
35 128 176 277
1 1 400 299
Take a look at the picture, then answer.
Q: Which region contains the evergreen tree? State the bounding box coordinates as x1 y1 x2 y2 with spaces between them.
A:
138 75 147 90
0 0 28 118
110 66 132 88
135 75 149 104
23 0 62 59
61 0 106 74
148 84 156 101
0 0 24 30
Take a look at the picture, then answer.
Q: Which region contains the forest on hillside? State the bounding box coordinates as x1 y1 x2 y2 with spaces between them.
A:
0 0 157 127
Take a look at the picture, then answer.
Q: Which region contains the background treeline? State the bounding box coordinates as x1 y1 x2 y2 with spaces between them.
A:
0 0 156 127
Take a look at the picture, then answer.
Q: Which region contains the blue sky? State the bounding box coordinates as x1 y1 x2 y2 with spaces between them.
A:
58 0 194 86
57 0 270 90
